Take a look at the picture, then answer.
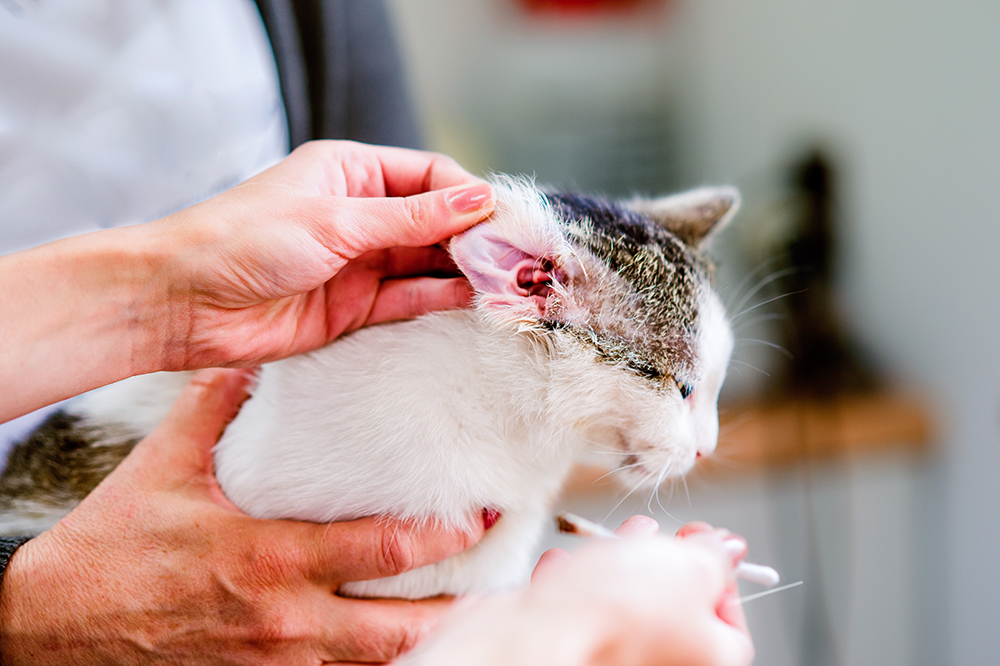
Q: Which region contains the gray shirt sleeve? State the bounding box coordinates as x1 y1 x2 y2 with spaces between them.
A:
0 537 31 594
253 0 423 150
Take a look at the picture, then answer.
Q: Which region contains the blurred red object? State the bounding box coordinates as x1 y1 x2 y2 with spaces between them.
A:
518 0 665 15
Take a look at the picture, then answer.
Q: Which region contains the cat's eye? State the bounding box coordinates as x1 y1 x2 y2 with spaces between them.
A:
675 379 694 400
626 360 662 380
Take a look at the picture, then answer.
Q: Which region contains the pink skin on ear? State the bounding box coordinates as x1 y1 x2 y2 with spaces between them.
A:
450 223 556 318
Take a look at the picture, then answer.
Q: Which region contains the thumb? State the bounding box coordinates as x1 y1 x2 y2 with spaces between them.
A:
333 182 494 255
136 369 254 481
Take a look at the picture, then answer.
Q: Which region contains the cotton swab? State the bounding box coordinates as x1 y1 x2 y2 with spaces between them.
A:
556 512 782 588
556 512 618 538
737 580 804 604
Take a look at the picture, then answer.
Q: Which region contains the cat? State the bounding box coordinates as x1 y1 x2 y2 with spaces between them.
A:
0 176 738 598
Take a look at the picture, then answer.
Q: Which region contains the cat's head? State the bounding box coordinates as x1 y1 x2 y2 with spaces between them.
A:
450 176 736 483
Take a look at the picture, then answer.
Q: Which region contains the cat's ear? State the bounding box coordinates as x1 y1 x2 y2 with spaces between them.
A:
449 223 558 320
627 187 740 248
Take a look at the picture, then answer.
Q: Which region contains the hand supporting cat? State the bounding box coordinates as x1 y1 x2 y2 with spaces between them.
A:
0 369 492 666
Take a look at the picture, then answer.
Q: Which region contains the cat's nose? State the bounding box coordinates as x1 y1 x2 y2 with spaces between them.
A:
696 439 718 459
696 417 720 460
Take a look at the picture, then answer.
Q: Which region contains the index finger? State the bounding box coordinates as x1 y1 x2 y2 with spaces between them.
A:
281 513 488 586
370 145 485 197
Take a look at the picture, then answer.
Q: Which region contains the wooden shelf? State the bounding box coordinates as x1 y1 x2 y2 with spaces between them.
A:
707 391 934 471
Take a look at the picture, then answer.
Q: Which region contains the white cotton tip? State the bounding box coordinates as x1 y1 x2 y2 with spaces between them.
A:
736 561 781 587
556 512 618 539
723 537 746 558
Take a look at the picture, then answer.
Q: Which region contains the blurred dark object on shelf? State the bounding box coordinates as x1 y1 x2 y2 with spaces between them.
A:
779 149 879 397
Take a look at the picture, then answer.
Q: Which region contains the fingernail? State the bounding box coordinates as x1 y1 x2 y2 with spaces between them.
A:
482 507 501 530
447 183 492 214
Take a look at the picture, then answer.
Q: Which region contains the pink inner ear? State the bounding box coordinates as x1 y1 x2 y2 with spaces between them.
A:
515 258 555 310
450 223 555 317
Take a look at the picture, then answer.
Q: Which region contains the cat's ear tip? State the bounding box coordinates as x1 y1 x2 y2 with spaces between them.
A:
714 185 741 210
682 185 741 217
712 186 741 226
624 185 741 247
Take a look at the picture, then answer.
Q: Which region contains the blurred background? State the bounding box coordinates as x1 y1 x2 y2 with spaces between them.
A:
384 0 1000 664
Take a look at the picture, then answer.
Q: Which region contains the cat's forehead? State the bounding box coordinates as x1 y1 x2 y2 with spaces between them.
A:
544 191 711 379
545 191 707 331
545 192 703 290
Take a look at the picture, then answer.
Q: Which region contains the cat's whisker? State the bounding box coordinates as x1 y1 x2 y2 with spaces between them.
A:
571 432 618 450
733 312 786 333
656 483 684 524
699 447 742 470
731 289 808 323
725 256 783 312
681 475 692 509
648 462 671 515
718 410 755 436
531 425 573 463
735 338 794 360
729 267 802 318
320 517 337 543
592 462 646 484
729 358 771 377
603 473 650 523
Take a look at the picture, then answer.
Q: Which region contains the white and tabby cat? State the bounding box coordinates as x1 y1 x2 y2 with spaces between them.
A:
0 177 738 599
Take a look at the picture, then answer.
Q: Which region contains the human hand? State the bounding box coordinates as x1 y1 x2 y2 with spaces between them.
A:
404 516 754 666
0 369 489 665
675 521 752 635
151 141 495 371
530 513 663 581
0 141 492 420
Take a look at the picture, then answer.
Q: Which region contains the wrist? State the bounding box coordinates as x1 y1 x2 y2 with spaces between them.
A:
0 224 173 420
0 537 53 666
0 531 117 666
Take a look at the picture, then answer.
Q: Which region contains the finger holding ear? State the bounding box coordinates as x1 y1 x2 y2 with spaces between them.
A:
318 182 495 259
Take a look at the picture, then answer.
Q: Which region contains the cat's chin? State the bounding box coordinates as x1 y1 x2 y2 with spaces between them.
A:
609 449 697 489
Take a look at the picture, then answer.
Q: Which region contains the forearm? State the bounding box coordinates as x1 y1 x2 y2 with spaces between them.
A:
0 225 172 421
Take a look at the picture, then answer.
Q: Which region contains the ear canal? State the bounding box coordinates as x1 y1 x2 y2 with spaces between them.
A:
449 223 555 319
626 186 740 247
